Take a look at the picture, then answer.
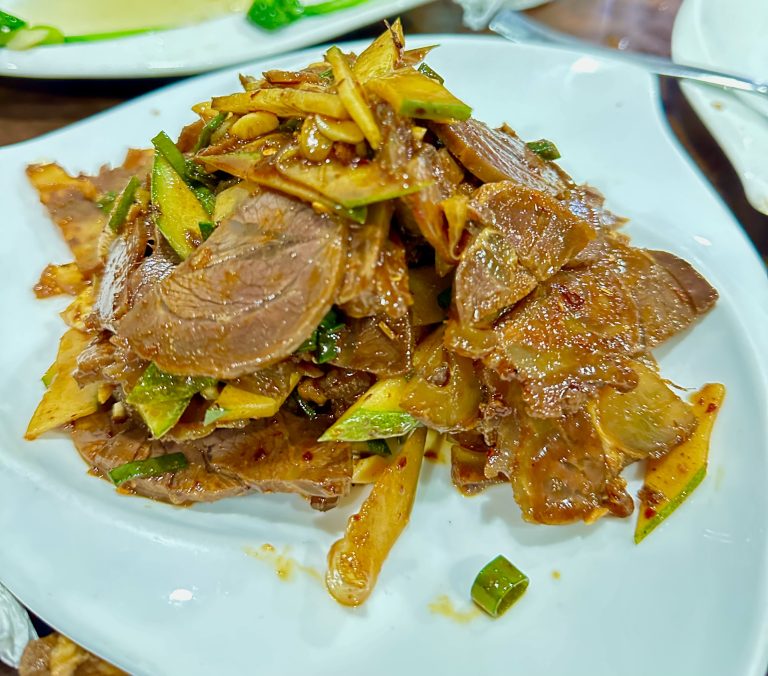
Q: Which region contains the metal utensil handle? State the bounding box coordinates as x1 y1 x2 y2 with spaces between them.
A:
489 8 768 99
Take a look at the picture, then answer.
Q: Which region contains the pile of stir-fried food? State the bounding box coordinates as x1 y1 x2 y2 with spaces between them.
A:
26 23 723 606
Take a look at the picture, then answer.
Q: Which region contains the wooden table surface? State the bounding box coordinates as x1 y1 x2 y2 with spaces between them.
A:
0 0 765 673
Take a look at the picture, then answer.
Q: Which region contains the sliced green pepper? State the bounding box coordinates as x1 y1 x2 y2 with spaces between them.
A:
526 139 561 161
193 112 227 153
109 453 189 486
471 555 529 618
108 176 141 232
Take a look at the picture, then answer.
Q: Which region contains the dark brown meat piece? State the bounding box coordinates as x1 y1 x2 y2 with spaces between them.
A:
485 256 643 418
455 182 594 326
91 148 153 195
483 238 717 417
478 372 631 523
207 413 352 500
333 313 413 376
432 119 569 195
119 191 348 378
511 408 633 524
396 145 463 261
450 431 506 496
339 238 413 319
72 412 247 504
297 367 375 417
74 337 117 387
122 234 178 309
72 411 353 506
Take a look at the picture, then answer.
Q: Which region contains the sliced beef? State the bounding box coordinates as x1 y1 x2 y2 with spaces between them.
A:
583 239 718 349
74 337 117 387
396 145 463 262
94 215 151 333
482 237 717 418
119 191 348 378
455 182 594 326
207 413 352 500
91 148 153 195
332 313 413 376
337 207 390 305
432 119 568 195
511 408 633 524
649 250 718 315
296 368 375 417
484 255 643 418
339 238 413 319
450 431 506 496
72 411 353 506
72 412 248 504
26 163 105 274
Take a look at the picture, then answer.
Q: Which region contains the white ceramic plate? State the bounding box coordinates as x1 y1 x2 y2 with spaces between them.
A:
672 0 768 215
1 36 767 676
0 0 430 79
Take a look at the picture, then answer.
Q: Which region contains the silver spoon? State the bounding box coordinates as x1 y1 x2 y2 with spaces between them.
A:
489 9 768 105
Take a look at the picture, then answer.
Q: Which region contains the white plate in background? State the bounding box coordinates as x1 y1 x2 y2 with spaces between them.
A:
0 0 431 79
672 0 768 215
0 36 767 676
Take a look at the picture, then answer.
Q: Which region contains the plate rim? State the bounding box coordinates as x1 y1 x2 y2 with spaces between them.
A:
1 34 767 676
0 0 431 79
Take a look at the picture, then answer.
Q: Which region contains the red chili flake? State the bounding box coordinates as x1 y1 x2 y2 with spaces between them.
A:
424 450 438 461
302 451 314 462
644 507 656 519
706 402 718 413
397 457 407 468
560 287 585 309
352 514 361 522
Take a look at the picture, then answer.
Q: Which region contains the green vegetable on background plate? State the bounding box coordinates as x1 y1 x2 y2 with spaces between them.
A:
247 0 370 31
471 555 529 618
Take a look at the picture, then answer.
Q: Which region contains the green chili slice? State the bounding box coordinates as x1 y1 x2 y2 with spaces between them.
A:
97 190 117 214
471 555 529 618
294 394 318 419
151 131 188 178
108 176 141 232
418 63 444 85
109 452 189 486
198 221 216 241
366 439 391 456
526 139 561 161
436 286 452 310
193 112 227 153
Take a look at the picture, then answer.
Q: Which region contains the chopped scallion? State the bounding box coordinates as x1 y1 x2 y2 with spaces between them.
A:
294 394 318 419
193 112 227 153
108 176 141 232
109 452 189 486
203 406 227 426
366 439 391 456
418 63 444 85
151 131 187 177
526 139 561 161
437 286 452 310
96 191 117 214
471 555 529 618
199 221 216 240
